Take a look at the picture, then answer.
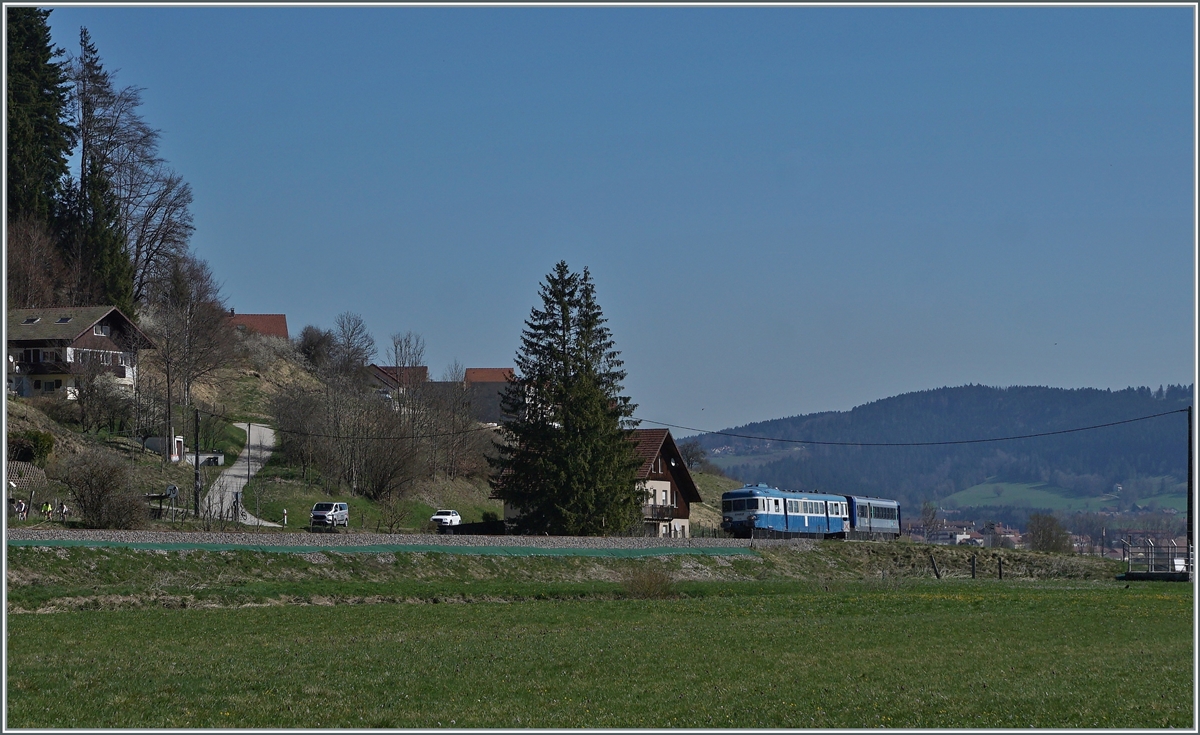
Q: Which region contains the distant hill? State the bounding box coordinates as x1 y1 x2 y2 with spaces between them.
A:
692 384 1192 514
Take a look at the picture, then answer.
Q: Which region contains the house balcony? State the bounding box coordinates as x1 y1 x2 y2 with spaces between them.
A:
642 504 677 521
11 360 126 379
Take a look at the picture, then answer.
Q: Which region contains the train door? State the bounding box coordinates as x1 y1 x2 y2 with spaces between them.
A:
772 497 782 532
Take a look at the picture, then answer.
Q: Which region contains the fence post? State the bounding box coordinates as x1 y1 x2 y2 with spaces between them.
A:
998 557 1003 580
971 554 976 579
929 553 941 579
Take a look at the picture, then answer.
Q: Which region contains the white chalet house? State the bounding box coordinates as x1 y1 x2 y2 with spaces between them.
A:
7 306 154 398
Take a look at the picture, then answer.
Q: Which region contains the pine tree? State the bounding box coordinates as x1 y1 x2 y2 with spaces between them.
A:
6 7 74 224
490 262 643 535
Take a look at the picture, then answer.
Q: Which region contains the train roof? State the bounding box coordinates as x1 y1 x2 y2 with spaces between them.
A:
847 495 900 505
721 484 847 501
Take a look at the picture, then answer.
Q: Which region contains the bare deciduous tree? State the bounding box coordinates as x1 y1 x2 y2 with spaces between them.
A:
329 312 376 377
6 215 61 308
143 254 234 407
50 448 144 529
69 30 194 306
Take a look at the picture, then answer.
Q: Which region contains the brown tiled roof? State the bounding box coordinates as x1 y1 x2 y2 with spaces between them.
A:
228 313 289 339
631 428 701 503
465 368 513 384
632 429 670 477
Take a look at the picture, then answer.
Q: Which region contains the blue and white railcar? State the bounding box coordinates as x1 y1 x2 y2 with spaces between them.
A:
846 495 901 540
719 483 852 539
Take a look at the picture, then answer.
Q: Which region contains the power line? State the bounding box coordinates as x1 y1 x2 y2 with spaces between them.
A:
193 407 499 442
634 408 1189 447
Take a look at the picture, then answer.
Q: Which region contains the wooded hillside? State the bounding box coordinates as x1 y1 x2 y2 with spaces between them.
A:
694 384 1192 513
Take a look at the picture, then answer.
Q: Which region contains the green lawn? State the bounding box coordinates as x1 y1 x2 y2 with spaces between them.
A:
939 481 1180 512
6 579 1191 728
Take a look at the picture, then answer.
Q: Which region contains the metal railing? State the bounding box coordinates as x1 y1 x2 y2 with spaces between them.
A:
1122 539 1193 574
641 504 676 521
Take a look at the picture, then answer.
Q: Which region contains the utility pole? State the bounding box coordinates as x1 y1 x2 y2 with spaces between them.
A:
1187 406 1193 552
194 408 201 518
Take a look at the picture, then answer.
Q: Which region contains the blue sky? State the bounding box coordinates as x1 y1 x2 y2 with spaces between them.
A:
44 5 1195 432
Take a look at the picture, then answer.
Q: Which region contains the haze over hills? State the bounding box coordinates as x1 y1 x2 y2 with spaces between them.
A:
690 384 1192 519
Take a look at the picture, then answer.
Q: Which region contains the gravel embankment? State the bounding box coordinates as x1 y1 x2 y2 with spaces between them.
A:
7 528 762 550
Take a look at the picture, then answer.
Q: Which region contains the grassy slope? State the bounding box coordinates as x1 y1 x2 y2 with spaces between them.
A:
688 472 742 529
5 399 245 524
943 481 1187 512
6 576 1189 728
240 452 502 531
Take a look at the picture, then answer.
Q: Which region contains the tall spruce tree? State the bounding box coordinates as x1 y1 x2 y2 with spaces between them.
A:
6 7 74 224
490 262 642 535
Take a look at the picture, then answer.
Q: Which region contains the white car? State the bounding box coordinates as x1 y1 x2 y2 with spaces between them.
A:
430 509 461 527
311 502 349 530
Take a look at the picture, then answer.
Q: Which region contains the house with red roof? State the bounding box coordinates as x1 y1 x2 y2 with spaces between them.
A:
226 310 289 339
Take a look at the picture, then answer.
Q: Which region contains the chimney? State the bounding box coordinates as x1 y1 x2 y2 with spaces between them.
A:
229 308 235 316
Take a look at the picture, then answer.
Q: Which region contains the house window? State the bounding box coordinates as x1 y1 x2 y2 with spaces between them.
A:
55 317 71 324
21 317 39 325
33 380 41 389
93 324 110 337
661 490 668 504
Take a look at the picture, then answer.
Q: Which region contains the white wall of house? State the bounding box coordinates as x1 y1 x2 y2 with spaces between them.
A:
642 480 672 505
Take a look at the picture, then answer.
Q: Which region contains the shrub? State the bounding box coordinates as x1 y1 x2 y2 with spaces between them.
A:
7 436 35 463
482 510 499 523
26 395 78 426
7 430 54 466
50 450 145 529
621 564 677 599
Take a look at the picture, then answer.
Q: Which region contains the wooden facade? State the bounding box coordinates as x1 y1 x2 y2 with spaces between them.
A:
633 428 702 537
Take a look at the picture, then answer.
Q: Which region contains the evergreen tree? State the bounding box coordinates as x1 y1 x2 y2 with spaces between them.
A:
490 262 642 535
6 7 74 224
84 157 134 315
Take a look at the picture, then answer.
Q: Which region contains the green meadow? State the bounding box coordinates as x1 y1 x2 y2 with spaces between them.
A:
5 543 1192 729
942 481 1186 512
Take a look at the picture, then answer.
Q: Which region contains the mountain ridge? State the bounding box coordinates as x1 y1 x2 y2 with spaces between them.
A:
691 384 1192 514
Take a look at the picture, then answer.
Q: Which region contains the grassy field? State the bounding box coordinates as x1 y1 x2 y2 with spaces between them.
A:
942 481 1187 513
6 572 1191 728
5 536 1128 614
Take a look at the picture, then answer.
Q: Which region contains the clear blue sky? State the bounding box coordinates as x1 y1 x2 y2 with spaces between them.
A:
44 5 1195 432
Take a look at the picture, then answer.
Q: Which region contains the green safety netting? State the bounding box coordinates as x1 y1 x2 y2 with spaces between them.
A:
7 538 756 558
